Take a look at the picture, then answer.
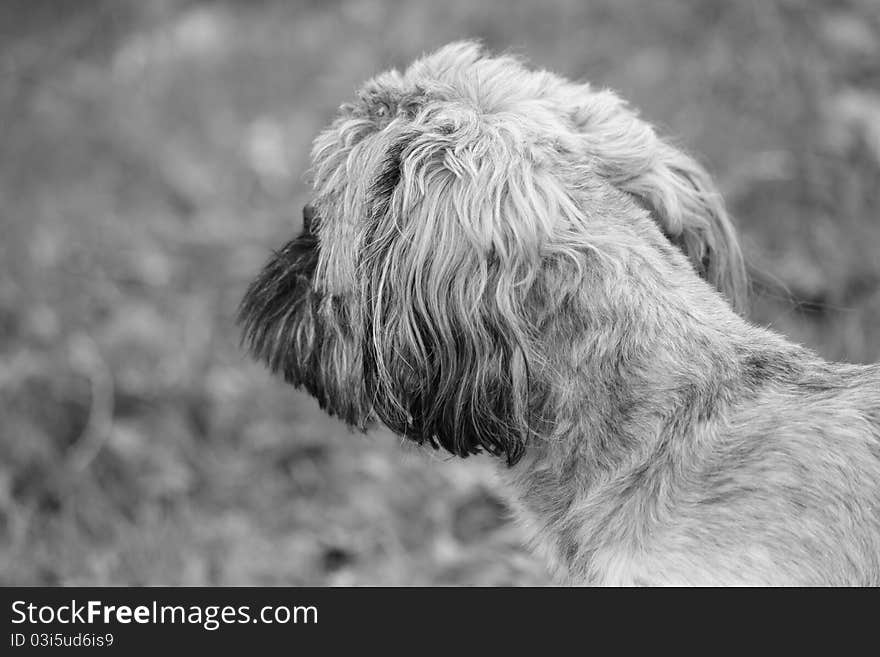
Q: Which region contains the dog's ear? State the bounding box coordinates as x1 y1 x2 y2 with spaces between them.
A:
358 125 558 465
570 90 748 313
629 143 747 314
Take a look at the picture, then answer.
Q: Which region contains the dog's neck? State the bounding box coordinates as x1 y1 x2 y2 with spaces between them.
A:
497 220 806 582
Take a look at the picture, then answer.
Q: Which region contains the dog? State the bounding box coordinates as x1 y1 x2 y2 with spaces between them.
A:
239 42 880 585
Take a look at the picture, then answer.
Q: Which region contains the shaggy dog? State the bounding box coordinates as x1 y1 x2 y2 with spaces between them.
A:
239 42 880 585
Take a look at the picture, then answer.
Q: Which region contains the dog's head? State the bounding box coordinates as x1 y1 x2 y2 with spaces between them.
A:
239 41 746 465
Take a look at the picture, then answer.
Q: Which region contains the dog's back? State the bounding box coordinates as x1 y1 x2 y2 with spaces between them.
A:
523 354 880 586
690 358 880 585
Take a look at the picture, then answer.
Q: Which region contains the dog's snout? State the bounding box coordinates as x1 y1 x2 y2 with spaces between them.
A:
302 203 317 233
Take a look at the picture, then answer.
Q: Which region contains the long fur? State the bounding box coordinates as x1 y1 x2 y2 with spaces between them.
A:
239 42 880 585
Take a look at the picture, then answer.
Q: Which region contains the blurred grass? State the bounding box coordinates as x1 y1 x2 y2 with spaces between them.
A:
1 0 878 585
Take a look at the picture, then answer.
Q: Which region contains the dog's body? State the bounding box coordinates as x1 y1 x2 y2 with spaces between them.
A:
240 42 880 585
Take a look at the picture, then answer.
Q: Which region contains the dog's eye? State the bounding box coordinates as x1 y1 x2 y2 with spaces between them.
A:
302 204 317 234
375 103 390 118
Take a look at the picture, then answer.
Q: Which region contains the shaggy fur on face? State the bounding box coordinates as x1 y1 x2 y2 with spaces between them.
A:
240 42 880 585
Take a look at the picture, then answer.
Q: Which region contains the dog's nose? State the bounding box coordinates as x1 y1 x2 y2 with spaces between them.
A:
302 203 316 233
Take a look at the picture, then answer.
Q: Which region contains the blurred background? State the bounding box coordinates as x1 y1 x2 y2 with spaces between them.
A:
1 0 878 585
